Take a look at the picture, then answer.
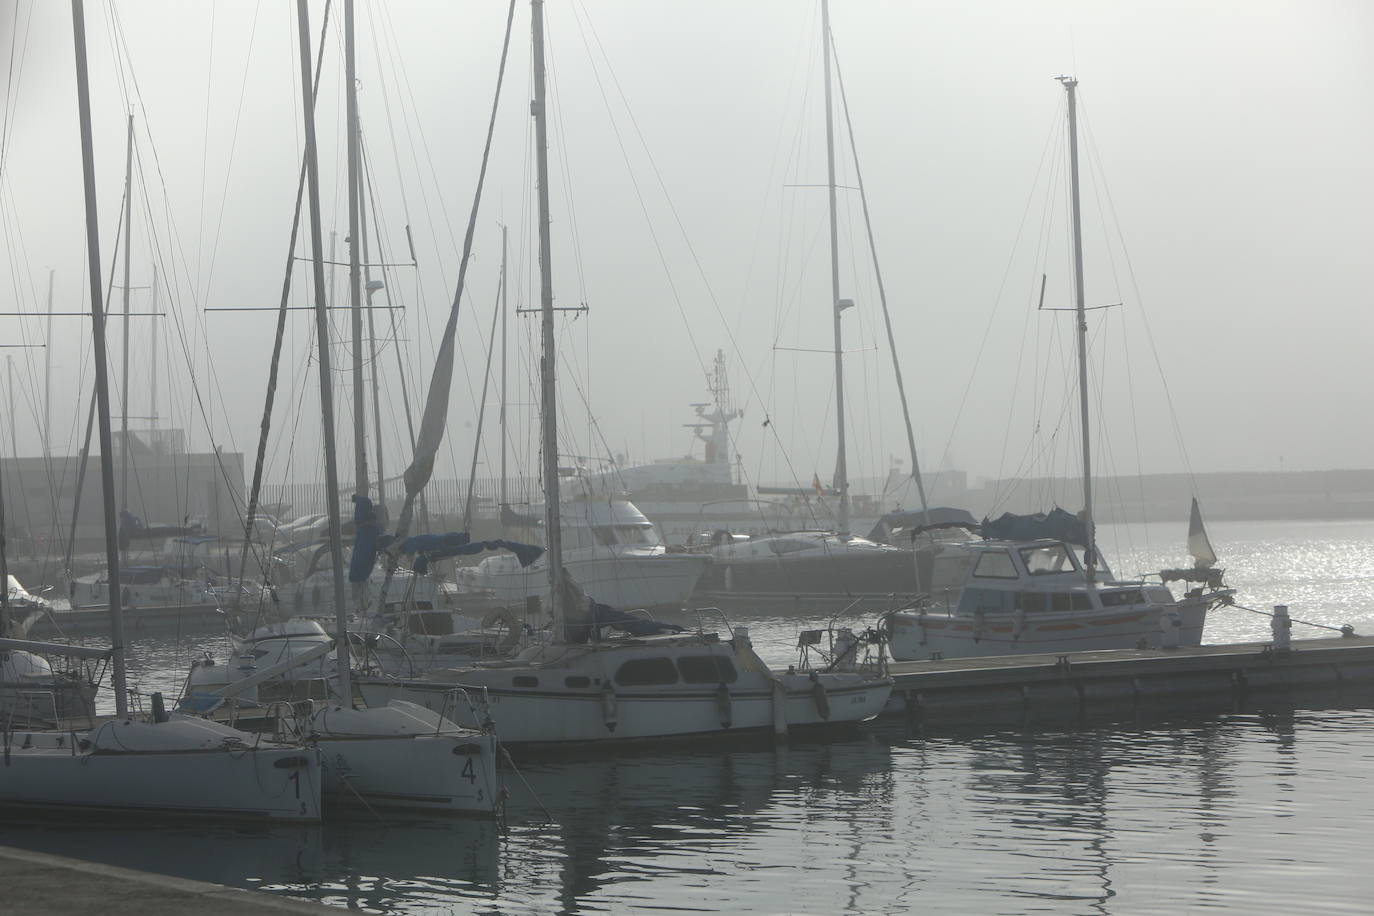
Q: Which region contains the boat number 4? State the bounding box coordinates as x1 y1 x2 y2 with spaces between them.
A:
461 756 477 784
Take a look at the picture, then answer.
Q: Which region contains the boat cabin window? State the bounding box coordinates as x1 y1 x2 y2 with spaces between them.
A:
1019 544 1079 575
971 549 1017 579
592 526 618 547
616 525 660 547
1050 592 1093 612
1017 592 1048 613
677 655 738 684
768 539 813 556
512 676 539 688
1099 589 1143 608
564 676 592 688
614 657 680 686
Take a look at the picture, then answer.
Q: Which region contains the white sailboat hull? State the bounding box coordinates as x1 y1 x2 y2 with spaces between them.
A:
0 732 323 821
358 670 891 746
315 733 499 814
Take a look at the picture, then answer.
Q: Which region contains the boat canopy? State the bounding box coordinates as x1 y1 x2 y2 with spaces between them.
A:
980 508 1088 546
866 506 976 541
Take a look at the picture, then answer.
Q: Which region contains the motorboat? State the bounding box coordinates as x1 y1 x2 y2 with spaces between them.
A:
458 492 708 613
882 536 1231 660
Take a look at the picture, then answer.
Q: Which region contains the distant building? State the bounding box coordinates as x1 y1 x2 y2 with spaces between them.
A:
0 429 244 554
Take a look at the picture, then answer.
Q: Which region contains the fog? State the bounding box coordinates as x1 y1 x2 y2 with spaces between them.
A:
1 0 1371 510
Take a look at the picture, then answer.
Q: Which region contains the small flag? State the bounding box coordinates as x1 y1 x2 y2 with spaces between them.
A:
812 473 824 495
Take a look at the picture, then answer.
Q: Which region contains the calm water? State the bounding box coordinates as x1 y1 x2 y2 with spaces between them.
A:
8 517 1374 914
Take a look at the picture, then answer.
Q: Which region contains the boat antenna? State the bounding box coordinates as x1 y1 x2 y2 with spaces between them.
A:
1057 75 1097 584
821 0 849 537
71 0 130 717
532 0 566 637
296 0 352 702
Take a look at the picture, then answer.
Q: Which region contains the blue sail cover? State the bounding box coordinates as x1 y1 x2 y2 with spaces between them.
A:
399 533 545 575
980 508 1088 545
348 496 391 583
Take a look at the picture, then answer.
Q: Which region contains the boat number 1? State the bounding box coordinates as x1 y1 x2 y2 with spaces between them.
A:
461 757 476 784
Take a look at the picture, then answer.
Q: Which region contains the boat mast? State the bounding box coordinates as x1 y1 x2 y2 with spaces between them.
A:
119 112 132 525
296 0 352 702
531 0 565 637
71 0 130 717
1058 75 1097 584
499 223 508 510
345 0 368 512
831 47 930 527
821 0 849 536
43 269 54 458
149 265 158 436
358 132 385 511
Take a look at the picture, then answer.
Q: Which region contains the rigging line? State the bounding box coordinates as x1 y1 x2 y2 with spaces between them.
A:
577 3 820 423
566 1 706 380
1078 95 1202 496
199 0 264 322
542 15 589 306
462 272 503 531
0 0 30 181
937 97 1064 493
388 0 517 542
194 0 218 308
239 0 333 589
830 28 927 513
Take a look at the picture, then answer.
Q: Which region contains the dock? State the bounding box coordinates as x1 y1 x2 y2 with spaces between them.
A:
885 634 1374 724
0 844 331 915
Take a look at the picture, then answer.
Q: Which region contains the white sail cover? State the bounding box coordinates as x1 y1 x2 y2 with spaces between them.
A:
1187 497 1218 569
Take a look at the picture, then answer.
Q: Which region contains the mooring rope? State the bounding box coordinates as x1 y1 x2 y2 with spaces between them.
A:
1228 601 1356 637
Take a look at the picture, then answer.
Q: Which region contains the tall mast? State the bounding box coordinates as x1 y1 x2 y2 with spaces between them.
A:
821 0 849 536
1058 75 1096 583
71 0 130 717
119 112 133 520
531 0 565 637
149 265 159 434
43 269 54 458
499 223 508 510
345 0 368 511
358 131 385 511
831 46 930 526
296 0 352 702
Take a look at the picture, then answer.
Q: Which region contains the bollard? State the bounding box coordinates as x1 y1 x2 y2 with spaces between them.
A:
1159 608 1182 649
1272 605 1292 650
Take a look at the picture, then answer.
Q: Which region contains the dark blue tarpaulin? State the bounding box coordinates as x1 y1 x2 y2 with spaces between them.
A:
399 532 545 574
349 495 390 583
980 508 1088 546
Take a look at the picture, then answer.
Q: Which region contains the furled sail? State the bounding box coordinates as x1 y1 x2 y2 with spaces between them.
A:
1187 497 1218 569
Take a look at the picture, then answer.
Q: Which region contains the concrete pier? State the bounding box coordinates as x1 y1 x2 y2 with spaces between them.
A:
0 844 332 915
887 634 1374 724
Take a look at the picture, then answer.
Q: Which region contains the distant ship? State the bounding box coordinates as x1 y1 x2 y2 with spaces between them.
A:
586 351 891 545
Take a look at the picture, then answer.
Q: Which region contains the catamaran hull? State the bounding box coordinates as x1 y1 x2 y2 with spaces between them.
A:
886 601 1209 661
0 740 324 821
356 674 892 746
316 733 499 815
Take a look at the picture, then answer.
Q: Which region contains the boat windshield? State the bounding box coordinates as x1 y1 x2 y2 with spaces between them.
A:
1019 543 1080 575
617 525 662 547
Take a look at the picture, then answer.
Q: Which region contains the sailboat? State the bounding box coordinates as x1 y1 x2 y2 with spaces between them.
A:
354 0 893 747
181 0 503 816
0 0 324 822
690 1 921 610
883 78 1233 662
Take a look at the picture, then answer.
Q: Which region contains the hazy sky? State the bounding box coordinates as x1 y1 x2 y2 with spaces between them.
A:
1 0 1371 510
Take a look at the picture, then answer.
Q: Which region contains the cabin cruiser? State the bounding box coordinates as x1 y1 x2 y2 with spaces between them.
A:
882 535 1232 661
69 533 246 610
457 493 707 613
